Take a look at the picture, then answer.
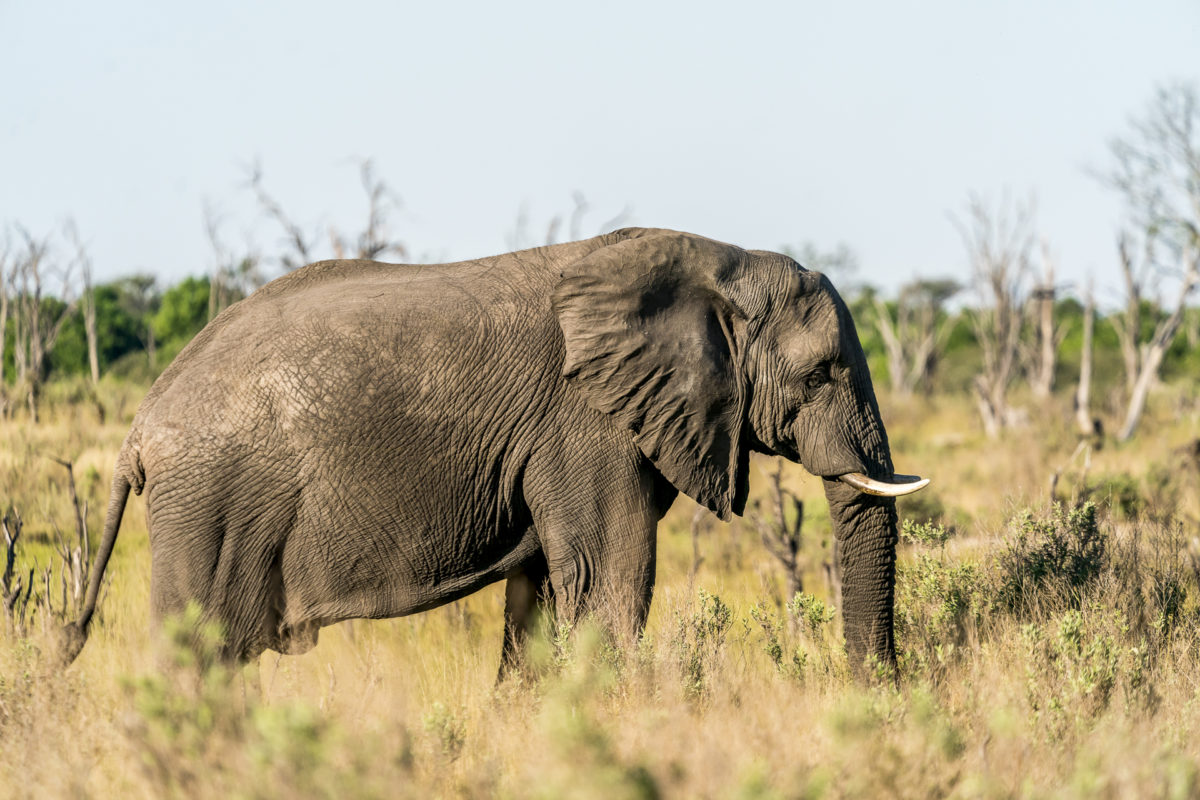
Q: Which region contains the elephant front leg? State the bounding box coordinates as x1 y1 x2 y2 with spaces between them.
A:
537 512 659 652
521 440 669 662
498 555 552 681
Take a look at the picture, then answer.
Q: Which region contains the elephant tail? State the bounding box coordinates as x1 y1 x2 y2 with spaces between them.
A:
60 471 132 667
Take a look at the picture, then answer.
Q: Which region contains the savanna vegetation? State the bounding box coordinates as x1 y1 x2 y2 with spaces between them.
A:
1 83 1198 798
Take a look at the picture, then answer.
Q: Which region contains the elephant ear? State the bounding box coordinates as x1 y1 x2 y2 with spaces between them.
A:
552 229 754 520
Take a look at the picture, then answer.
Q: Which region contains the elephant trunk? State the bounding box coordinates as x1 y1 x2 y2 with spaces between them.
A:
823 477 898 677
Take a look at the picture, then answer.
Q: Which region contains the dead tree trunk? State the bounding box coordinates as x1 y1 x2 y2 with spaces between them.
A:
955 194 1034 438
1029 239 1063 399
873 280 960 397
67 228 102 387
1110 231 1154 398
14 229 77 423
84 286 99 385
873 297 908 396
1074 281 1097 437
1117 244 1199 441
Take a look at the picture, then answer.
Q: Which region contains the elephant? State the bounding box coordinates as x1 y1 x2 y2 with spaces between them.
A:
63 227 927 676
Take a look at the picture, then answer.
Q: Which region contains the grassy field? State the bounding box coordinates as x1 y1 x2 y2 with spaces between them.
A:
1 377 1199 798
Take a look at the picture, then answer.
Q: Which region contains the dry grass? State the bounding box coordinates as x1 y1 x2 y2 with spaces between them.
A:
1 379 1199 798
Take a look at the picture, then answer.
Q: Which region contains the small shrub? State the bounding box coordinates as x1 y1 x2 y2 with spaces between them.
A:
671 590 733 701
532 624 660 800
900 519 955 550
1087 474 1143 520
748 602 794 677
421 702 466 761
993 503 1107 616
748 593 838 682
895 555 985 680
1022 606 1155 741
788 592 836 641
895 517 983 680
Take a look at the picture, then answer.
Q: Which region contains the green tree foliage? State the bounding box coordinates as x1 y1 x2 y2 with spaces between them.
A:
46 284 142 377
154 276 211 350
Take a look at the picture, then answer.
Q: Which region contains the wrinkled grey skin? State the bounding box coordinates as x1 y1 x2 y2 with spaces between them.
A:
65 228 900 676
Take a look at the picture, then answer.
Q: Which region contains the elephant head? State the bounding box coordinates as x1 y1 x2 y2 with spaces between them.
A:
553 228 927 673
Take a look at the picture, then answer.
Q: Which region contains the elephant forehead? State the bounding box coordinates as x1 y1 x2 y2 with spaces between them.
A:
774 295 842 362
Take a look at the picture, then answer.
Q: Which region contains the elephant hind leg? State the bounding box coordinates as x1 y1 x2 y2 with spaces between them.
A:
148 523 296 666
498 554 553 681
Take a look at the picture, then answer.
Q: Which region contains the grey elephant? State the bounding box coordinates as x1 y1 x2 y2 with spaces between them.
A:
64 228 926 675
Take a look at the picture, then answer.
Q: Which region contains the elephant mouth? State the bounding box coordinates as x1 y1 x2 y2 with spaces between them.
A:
838 472 930 497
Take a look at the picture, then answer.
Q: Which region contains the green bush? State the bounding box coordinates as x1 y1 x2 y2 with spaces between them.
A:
900 519 954 550
894 518 985 680
122 604 415 798
1086 474 1144 520
748 592 839 682
895 555 985 680
671 590 734 701
1022 607 1155 741
993 503 1107 615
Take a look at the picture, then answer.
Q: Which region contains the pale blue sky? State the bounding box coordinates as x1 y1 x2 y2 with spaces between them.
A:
3 1 1198 303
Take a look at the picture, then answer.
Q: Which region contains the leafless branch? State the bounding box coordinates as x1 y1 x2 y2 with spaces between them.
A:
874 279 960 396
1118 243 1199 441
353 159 407 261
952 192 1036 437
246 160 315 271
11 225 79 422
2 508 30 630
748 462 804 604
1103 83 1200 441
46 457 91 615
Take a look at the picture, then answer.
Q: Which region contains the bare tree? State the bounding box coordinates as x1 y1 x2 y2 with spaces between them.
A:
12 227 77 422
249 158 408 272
48 458 91 617
508 193 633 250
873 278 961 396
203 203 263 321
330 160 409 262
2 508 33 632
1109 230 1157 397
953 193 1035 438
1107 82 1200 246
64 224 101 387
1117 243 1199 441
1104 82 1200 441
539 192 590 247
248 161 317 271
1027 239 1067 399
1074 280 1098 437
748 462 805 603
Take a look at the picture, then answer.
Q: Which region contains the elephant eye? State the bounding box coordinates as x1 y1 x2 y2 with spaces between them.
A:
803 365 831 392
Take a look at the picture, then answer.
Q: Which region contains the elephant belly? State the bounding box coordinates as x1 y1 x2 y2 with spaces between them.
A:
276 483 540 628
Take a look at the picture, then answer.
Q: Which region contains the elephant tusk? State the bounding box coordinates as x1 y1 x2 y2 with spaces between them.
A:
838 472 930 497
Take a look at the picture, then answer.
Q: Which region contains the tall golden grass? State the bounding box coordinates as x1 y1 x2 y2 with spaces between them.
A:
1 377 1198 798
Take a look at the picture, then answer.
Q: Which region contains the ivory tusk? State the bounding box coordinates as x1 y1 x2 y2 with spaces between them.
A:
838 472 930 497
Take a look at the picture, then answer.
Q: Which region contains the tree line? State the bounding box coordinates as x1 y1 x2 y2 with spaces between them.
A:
2 84 1198 440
